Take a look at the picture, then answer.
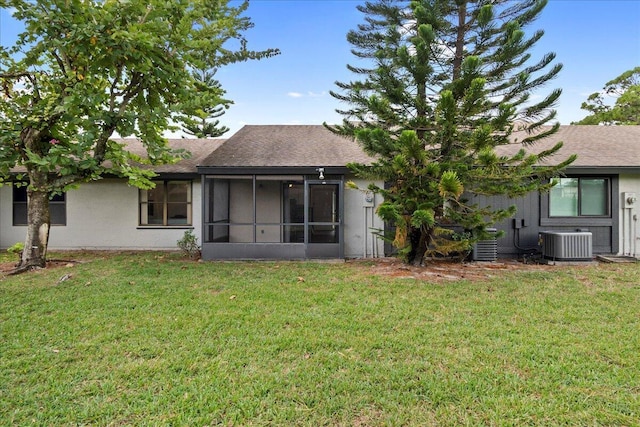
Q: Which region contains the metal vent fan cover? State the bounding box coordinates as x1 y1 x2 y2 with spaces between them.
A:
472 228 498 261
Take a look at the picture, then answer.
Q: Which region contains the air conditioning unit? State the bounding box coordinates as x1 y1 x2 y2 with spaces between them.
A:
472 228 497 261
539 231 592 261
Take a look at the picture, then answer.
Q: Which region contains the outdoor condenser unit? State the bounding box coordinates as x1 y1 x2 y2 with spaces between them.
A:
539 231 592 261
472 228 498 261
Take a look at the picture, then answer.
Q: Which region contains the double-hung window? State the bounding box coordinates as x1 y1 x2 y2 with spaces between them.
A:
139 180 192 226
12 185 66 226
549 177 610 217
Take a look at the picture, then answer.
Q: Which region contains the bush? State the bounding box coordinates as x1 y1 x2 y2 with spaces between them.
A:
7 242 24 261
177 230 200 259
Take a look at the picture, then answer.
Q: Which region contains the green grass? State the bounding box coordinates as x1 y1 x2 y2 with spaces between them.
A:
1 252 639 426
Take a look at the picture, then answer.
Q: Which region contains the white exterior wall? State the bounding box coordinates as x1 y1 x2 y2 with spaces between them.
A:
0 179 201 250
0 176 383 257
343 177 385 258
617 173 640 257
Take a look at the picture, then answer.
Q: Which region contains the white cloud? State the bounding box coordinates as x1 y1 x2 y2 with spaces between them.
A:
287 91 327 99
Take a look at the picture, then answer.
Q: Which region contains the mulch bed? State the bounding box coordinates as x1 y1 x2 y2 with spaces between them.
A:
350 257 562 283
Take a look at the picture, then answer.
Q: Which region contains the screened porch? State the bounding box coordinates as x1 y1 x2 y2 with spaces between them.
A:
201 174 344 259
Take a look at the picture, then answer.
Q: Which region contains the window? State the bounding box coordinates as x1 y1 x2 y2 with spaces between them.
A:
12 185 66 226
549 177 609 217
139 181 192 226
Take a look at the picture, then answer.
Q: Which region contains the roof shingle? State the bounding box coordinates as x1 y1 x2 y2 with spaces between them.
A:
116 138 225 173
199 125 375 167
498 125 640 168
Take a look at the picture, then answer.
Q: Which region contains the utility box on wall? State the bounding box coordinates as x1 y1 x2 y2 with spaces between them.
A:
363 191 374 207
623 192 637 208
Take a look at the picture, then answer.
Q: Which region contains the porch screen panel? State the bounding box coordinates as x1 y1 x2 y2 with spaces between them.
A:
229 178 254 242
207 178 230 242
256 178 282 243
308 184 340 244
206 177 254 243
284 182 304 243
206 175 306 245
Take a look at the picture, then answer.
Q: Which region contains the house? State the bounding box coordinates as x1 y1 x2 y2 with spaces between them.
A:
0 139 224 252
488 125 640 258
1 124 639 260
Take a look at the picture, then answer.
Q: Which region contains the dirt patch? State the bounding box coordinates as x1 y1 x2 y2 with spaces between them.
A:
349 257 560 283
0 259 81 275
0 250 598 282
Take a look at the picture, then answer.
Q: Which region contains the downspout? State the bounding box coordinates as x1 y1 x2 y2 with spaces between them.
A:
634 214 638 257
371 203 376 258
628 208 636 256
363 205 368 258
622 206 627 255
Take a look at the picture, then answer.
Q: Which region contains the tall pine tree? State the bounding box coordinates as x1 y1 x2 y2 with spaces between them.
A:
181 68 230 138
330 0 575 265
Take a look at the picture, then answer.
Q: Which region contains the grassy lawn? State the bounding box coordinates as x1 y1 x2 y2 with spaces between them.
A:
1 252 638 426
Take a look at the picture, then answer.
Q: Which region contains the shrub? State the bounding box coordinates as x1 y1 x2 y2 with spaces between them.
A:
177 230 200 259
7 242 24 261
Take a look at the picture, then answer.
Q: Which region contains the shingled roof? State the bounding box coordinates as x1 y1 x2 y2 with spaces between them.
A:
199 125 375 167
8 138 225 175
115 138 225 173
497 125 640 168
202 124 640 170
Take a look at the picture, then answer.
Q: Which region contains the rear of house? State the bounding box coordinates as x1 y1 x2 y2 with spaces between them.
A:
0 127 387 259
487 125 640 259
1 125 638 261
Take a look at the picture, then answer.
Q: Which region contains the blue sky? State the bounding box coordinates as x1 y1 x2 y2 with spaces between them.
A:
217 0 640 135
2 1 639 137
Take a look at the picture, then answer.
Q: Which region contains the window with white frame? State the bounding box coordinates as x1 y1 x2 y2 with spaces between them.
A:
549 177 609 217
12 185 66 226
139 180 192 226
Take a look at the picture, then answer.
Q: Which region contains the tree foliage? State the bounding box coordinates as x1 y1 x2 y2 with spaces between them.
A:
573 67 640 125
330 0 575 265
181 68 230 138
0 0 278 269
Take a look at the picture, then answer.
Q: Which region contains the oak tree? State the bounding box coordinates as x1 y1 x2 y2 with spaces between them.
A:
0 0 278 270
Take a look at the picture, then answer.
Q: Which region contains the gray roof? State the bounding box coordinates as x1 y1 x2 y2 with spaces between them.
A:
9 138 225 175
11 125 639 176
199 125 375 167
498 125 640 168
204 124 640 170
115 138 225 173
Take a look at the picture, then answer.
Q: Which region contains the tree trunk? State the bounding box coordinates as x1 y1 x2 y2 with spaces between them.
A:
452 2 467 82
19 173 51 269
408 227 428 267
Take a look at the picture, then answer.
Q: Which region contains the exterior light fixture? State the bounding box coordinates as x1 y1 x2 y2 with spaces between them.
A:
317 168 325 180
